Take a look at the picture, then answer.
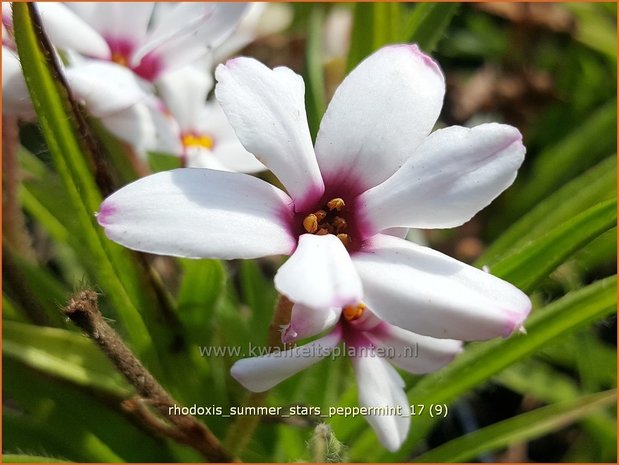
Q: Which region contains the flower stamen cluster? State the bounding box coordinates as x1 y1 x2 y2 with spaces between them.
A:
302 197 351 248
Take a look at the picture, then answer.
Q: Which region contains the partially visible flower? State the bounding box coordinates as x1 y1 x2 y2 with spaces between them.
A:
65 2 247 82
156 65 265 171
98 44 531 345
231 303 462 451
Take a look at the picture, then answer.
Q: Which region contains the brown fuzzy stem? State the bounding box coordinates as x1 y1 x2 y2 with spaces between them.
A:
64 289 235 462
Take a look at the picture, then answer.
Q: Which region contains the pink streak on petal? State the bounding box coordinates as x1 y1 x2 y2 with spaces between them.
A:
502 306 531 338
388 43 444 82
96 201 117 227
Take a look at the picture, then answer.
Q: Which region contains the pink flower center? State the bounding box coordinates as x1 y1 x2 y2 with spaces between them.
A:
106 37 163 82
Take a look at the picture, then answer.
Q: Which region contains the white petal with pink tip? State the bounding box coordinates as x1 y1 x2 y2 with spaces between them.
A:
98 169 296 260
314 44 444 194
353 234 531 340
360 123 526 232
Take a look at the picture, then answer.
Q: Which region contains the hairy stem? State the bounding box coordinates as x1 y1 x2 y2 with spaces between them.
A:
64 289 235 462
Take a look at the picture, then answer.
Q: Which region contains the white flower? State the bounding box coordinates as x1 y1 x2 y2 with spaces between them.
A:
64 2 247 82
99 44 531 342
156 64 265 172
231 304 462 451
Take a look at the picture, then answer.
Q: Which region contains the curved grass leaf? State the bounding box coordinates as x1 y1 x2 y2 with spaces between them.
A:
508 100 616 221
413 390 616 462
3 320 131 397
304 5 327 140
403 3 460 51
489 199 616 292
3 455 70 463
481 155 616 264
12 3 167 372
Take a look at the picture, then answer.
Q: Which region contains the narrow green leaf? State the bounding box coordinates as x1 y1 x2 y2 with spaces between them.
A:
489 199 616 292
403 3 460 51
3 455 70 463
3 320 131 397
4 358 174 462
508 100 616 220
304 5 327 140
344 276 616 460
481 155 616 264
13 3 169 372
413 390 616 462
346 3 402 72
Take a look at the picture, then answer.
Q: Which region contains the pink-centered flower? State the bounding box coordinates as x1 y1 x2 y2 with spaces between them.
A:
232 304 462 451
99 44 530 340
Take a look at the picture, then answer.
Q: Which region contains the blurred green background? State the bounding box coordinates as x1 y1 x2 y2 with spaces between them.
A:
3 2 617 463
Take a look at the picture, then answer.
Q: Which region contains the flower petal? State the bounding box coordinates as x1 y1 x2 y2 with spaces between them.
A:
67 2 153 53
275 234 362 309
352 353 410 452
215 57 324 211
38 2 110 59
231 326 342 393
365 323 462 374
314 44 444 195
98 97 182 157
199 101 266 173
156 64 213 132
98 169 296 259
360 124 526 232
65 61 147 116
282 303 340 343
353 234 532 341
135 3 247 74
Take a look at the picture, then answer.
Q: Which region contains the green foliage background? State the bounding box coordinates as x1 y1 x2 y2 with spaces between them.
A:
3 2 617 463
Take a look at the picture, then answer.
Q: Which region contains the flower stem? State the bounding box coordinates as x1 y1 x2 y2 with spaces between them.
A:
63 289 235 462
224 294 293 455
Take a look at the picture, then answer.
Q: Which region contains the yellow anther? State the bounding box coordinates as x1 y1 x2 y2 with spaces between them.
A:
343 303 366 321
337 233 351 247
315 210 327 222
333 216 347 233
303 214 318 233
182 133 215 150
327 198 345 211
111 52 128 67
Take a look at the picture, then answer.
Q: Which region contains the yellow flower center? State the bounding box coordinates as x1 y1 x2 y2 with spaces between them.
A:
182 133 215 150
111 52 129 67
343 303 366 321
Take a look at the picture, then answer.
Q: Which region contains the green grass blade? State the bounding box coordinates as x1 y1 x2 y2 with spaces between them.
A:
12 3 164 370
346 3 402 72
3 320 131 397
403 3 460 51
304 5 327 140
507 100 616 221
489 199 616 292
3 455 70 463
481 155 616 264
413 390 616 462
